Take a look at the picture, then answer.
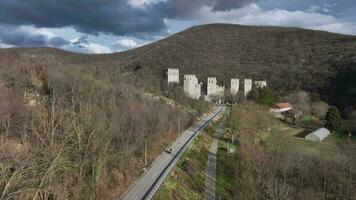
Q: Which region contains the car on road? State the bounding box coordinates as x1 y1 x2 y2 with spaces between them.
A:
165 147 173 154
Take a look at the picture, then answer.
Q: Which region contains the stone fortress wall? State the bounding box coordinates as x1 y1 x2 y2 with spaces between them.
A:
167 68 267 101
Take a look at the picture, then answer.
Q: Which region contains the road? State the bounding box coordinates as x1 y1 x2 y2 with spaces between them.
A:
204 108 229 200
121 106 225 200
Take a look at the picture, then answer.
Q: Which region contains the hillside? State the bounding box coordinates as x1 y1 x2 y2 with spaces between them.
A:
1 24 356 110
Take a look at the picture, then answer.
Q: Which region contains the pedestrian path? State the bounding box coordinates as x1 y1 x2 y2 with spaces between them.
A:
204 109 228 200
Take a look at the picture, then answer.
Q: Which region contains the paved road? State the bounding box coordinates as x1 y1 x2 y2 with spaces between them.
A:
204 108 229 200
121 106 225 200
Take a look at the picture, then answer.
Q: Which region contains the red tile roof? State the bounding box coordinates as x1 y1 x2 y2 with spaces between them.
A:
274 103 293 109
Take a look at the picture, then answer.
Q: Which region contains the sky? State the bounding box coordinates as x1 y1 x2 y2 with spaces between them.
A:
0 0 355 54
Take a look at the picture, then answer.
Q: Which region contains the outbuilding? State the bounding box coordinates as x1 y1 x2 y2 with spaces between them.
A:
305 128 330 142
270 103 293 113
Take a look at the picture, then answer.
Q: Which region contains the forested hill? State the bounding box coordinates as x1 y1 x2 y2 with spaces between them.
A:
1 23 356 109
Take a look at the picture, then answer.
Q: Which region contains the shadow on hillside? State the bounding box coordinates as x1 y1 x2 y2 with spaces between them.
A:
280 120 317 131
294 130 313 138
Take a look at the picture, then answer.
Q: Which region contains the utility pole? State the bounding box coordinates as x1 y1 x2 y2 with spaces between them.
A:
178 117 181 134
144 137 147 166
227 141 230 157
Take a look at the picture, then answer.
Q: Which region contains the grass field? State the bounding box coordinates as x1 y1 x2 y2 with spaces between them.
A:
263 121 356 164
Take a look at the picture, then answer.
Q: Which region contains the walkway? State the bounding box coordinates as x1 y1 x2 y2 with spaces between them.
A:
204 108 229 200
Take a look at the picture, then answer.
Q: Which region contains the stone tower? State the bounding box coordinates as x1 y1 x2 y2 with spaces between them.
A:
167 68 179 84
244 79 252 97
231 78 240 95
184 74 201 100
254 81 267 88
207 77 217 96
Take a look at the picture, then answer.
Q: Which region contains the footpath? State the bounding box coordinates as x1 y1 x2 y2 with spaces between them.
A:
204 108 229 200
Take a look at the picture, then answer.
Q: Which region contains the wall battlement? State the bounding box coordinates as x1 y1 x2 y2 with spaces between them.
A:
254 81 267 88
167 68 179 84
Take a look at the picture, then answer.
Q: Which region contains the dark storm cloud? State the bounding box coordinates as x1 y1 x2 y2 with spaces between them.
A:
212 0 259 11
0 0 166 36
0 0 258 37
49 36 70 47
0 24 69 47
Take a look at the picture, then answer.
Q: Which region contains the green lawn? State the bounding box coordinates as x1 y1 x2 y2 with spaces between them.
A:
300 114 314 126
215 140 234 200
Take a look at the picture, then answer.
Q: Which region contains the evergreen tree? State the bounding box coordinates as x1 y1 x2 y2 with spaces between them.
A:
247 87 259 102
325 106 342 133
257 87 274 106
247 87 275 107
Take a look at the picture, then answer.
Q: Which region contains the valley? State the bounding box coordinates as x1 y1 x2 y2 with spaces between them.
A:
1 23 356 200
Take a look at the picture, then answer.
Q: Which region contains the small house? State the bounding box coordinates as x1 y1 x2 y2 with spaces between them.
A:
270 103 293 117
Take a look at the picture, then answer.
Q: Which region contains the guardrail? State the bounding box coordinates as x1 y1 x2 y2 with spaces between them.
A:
141 106 224 200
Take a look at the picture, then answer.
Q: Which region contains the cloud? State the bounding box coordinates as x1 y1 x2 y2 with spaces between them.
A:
212 0 259 11
0 24 70 47
81 43 112 54
49 37 70 47
0 0 167 36
72 35 89 46
128 0 167 8
0 39 14 48
116 39 139 49
195 4 356 35
0 0 355 54
0 0 260 37
71 35 112 53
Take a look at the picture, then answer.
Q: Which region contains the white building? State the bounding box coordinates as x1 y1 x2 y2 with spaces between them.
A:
184 74 202 100
255 81 267 88
305 128 330 142
244 79 252 97
231 78 240 95
167 68 179 84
